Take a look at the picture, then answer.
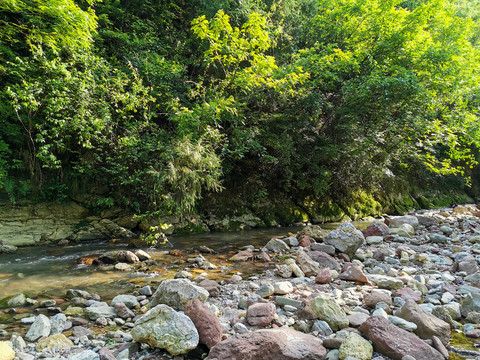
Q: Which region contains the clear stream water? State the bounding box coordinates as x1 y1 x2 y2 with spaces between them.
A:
0 225 312 300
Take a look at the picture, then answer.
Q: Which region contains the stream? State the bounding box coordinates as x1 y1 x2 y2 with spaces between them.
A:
0 225 310 300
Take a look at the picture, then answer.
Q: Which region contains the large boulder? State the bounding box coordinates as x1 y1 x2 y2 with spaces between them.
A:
131 304 199 355
310 294 348 331
206 327 326 360
184 299 222 349
396 299 451 345
323 223 364 258
359 316 444 360
150 279 209 310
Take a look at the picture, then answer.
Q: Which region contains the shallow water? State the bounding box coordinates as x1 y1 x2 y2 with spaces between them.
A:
0 225 311 300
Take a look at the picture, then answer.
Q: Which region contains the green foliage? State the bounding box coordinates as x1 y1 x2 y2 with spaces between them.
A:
141 224 171 247
0 0 479 219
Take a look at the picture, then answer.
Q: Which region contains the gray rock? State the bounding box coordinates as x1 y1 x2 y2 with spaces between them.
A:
150 279 209 310
312 320 333 336
462 293 480 315
8 293 27 307
396 299 451 345
265 238 290 252
85 302 116 320
310 243 336 255
49 313 67 335
387 215 419 229
67 349 100 360
429 233 449 244
131 304 199 355
256 283 274 298
139 286 153 296
367 274 404 290
388 316 417 331
347 312 370 327
25 314 51 341
111 295 139 309
323 223 364 258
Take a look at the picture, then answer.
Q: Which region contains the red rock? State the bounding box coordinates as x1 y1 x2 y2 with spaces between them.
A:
315 268 332 284
185 299 222 349
364 290 393 308
246 302 276 327
396 299 451 346
298 236 313 247
205 327 326 360
114 302 135 319
359 316 444 360
229 251 254 261
362 222 390 237
339 263 370 284
198 279 221 298
394 288 422 303
261 251 271 262
307 251 341 272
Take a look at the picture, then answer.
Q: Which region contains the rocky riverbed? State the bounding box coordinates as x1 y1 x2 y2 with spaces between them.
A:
1 204 480 360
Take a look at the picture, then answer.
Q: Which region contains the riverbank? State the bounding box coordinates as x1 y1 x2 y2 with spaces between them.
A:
1 204 480 359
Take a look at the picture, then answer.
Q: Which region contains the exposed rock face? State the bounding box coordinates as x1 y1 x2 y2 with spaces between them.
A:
184 299 222 349
396 299 451 345
131 304 199 355
0 202 137 246
205 328 327 360
323 223 364 258
310 294 349 331
150 279 209 310
359 316 444 360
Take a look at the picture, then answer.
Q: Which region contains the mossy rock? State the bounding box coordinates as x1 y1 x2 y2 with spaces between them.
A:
343 191 383 220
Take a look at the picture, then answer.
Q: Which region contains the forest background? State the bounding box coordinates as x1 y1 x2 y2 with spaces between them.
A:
1 0 480 226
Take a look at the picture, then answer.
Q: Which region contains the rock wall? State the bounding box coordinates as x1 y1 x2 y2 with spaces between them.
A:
0 202 134 246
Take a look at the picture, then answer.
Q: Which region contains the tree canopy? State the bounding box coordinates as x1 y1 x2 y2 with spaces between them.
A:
0 0 479 219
